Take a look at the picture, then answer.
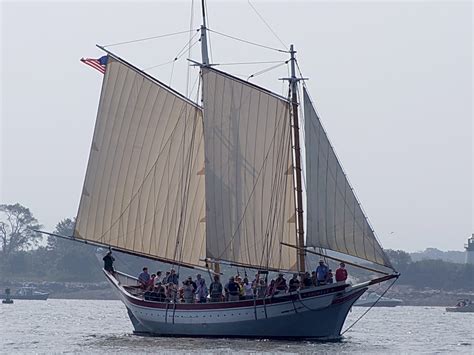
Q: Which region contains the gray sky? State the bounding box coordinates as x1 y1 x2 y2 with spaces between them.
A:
1 0 472 252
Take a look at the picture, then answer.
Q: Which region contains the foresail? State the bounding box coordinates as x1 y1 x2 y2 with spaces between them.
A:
303 88 393 269
202 68 297 271
75 54 206 268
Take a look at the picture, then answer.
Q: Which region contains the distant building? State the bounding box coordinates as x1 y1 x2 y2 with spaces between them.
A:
465 234 474 264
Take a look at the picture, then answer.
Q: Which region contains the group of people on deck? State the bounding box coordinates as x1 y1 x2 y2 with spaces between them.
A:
134 260 348 303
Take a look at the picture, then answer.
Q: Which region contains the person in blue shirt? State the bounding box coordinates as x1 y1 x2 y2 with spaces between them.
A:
138 267 150 289
315 260 329 286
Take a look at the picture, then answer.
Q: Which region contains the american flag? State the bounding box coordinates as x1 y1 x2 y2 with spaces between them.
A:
80 55 108 74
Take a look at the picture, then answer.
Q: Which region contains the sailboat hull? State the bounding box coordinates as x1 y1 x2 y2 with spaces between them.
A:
105 271 366 339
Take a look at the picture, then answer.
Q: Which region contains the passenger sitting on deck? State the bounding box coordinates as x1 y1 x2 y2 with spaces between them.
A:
311 271 317 286
147 274 157 291
209 275 223 302
182 280 195 303
252 273 260 289
243 278 253 299
102 251 115 273
166 282 177 302
335 262 348 282
167 269 179 285
235 276 244 299
256 279 267 298
327 269 334 284
225 277 240 301
274 273 288 294
138 267 150 289
195 274 207 303
155 271 163 285
265 280 276 297
315 260 329 286
301 272 312 288
289 273 300 292
155 282 166 302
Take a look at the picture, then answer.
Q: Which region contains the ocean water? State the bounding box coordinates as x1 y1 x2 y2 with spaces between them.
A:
0 299 472 354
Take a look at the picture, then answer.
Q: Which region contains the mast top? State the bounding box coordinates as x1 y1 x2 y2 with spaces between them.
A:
281 44 308 92
200 0 210 66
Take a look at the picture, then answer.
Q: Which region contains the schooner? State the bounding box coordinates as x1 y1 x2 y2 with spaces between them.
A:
42 1 399 339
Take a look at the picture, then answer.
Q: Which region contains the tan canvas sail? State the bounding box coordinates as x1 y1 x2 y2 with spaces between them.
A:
75 54 206 268
202 68 297 271
303 87 393 269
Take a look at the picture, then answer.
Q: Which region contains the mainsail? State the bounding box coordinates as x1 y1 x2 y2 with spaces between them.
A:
75 54 206 268
202 68 298 271
303 87 393 269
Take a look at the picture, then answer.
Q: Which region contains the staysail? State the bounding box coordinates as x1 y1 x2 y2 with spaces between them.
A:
303 87 393 269
202 68 297 271
75 54 206 268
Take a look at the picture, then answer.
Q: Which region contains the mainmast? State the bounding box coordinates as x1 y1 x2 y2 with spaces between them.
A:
200 0 210 66
200 0 219 274
289 44 306 273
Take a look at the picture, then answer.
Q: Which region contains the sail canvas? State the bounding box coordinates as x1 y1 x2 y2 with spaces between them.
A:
303 87 392 269
202 68 297 271
75 55 206 268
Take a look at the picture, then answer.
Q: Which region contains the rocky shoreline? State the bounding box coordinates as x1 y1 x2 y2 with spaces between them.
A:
383 285 473 307
1 281 472 306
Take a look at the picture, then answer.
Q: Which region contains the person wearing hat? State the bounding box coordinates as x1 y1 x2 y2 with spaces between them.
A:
335 262 348 283
315 260 329 286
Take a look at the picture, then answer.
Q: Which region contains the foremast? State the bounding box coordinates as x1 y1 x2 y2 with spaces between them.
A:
288 45 306 273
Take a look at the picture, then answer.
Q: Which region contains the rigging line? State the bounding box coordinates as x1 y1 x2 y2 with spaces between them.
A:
258 101 283 268
175 107 200 264
186 0 195 98
268 104 293 268
144 36 201 71
97 98 187 242
215 97 289 263
247 61 289 81
207 28 289 53
215 60 285 66
205 0 214 64
169 60 176 87
341 277 398 335
103 29 200 48
247 0 286 48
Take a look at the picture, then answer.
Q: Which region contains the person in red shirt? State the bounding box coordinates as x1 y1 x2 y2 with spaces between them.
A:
335 262 348 282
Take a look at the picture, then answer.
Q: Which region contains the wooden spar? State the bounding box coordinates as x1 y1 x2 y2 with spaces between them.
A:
289 45 306 273
33 229 212 273
280 242 393 276
202 257 296 274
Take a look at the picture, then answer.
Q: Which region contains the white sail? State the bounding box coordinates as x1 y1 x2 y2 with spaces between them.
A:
202 68 297 271
75 55 206 268
303 87 392 269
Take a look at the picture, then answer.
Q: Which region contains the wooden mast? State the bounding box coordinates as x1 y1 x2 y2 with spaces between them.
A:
199 0 220 274
289 45 306 273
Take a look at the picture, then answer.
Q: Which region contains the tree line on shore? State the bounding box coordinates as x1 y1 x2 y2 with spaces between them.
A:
1 203 472 291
